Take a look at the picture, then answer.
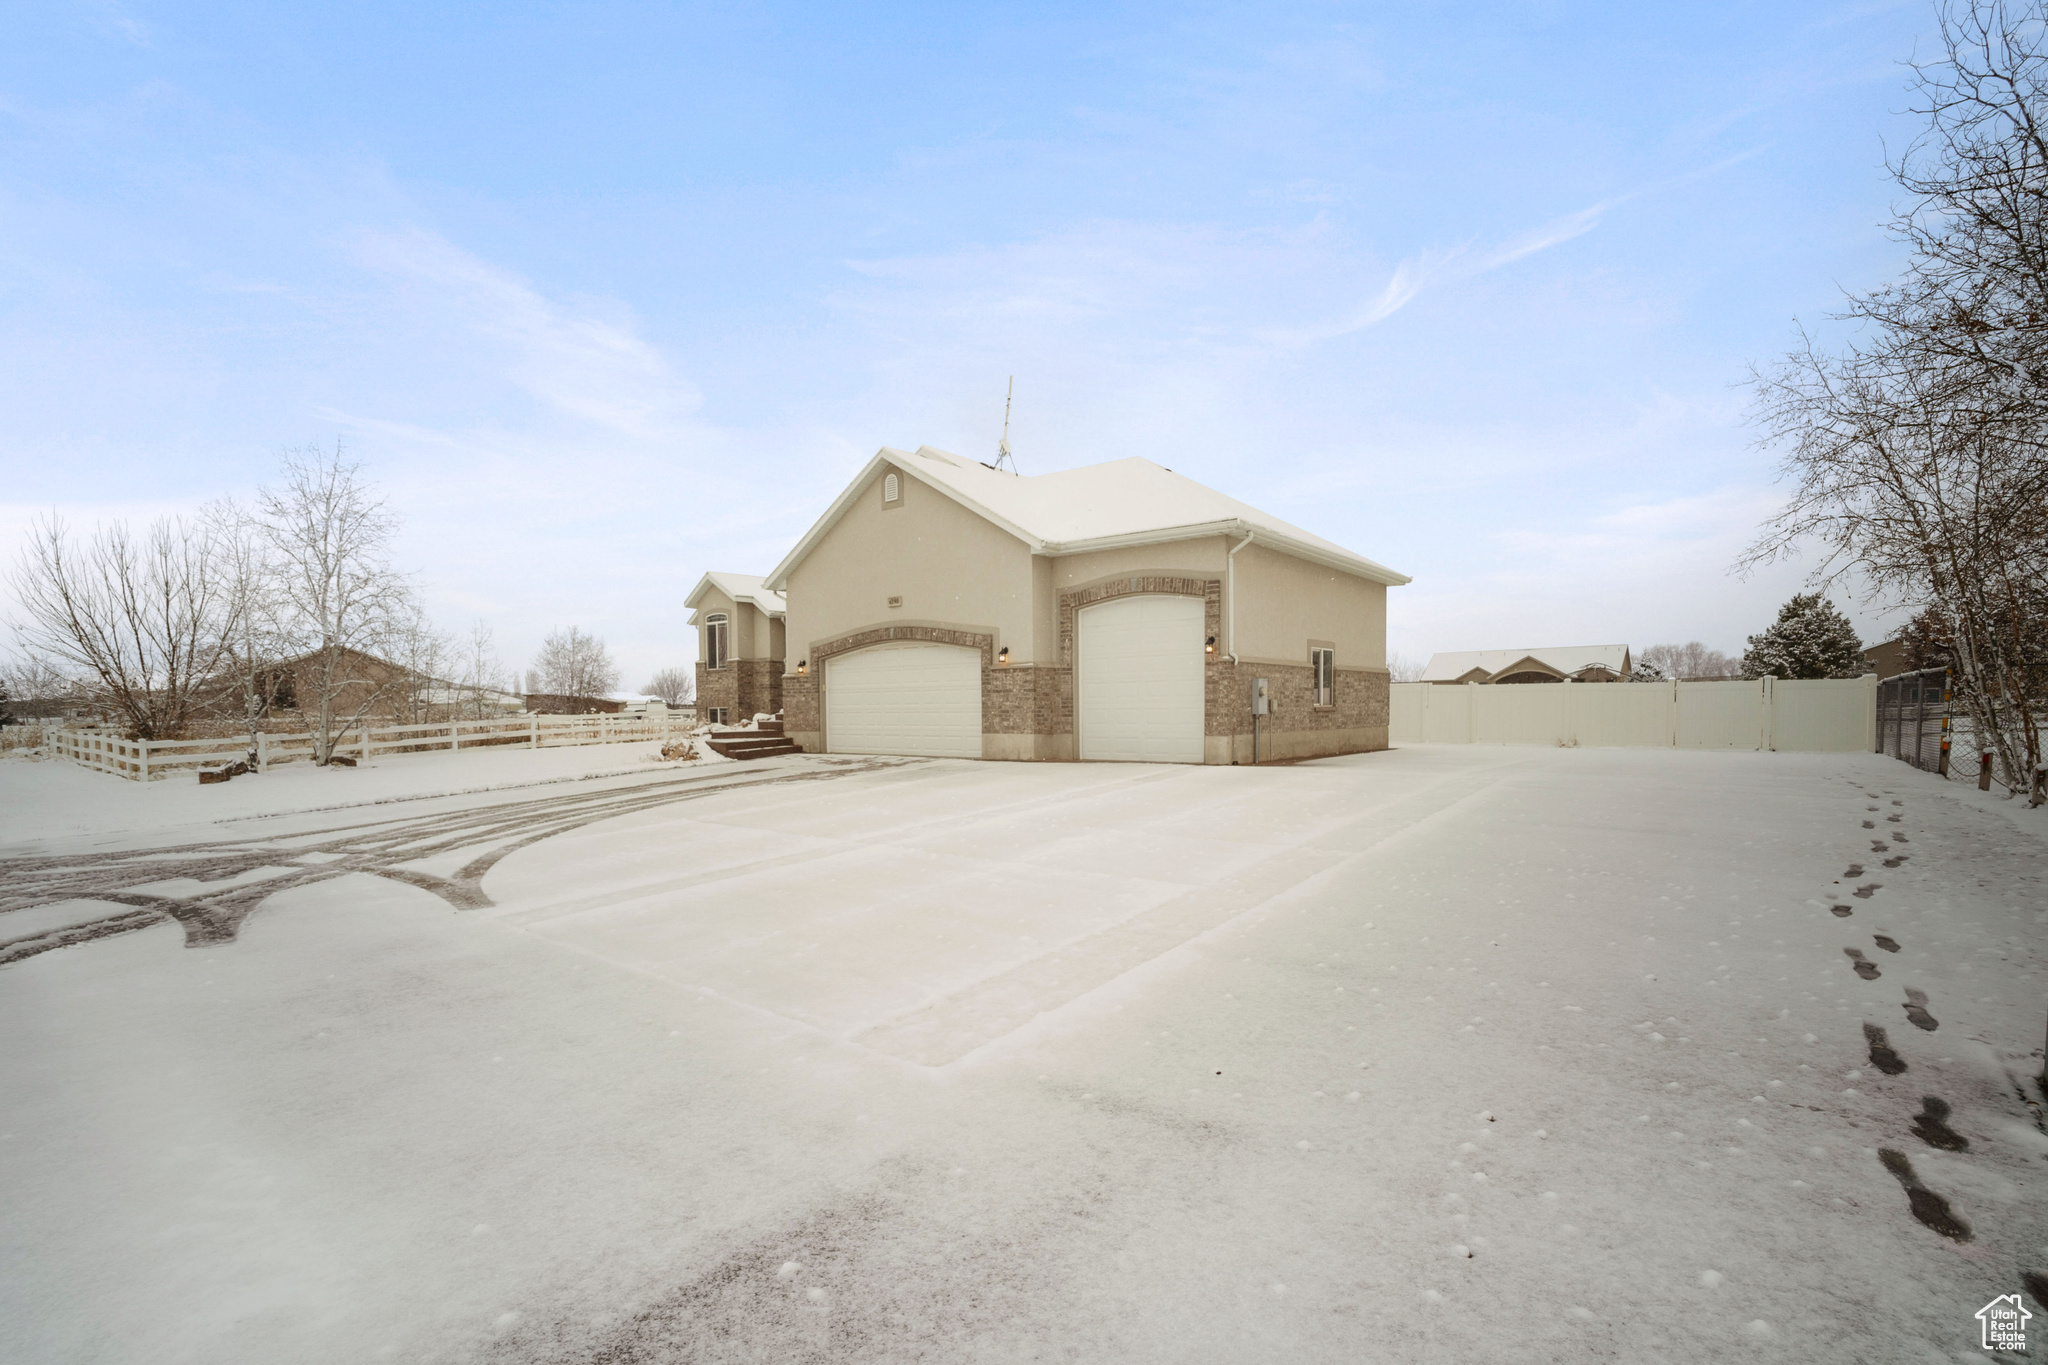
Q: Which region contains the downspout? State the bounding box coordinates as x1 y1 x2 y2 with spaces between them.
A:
1226 527 1255 663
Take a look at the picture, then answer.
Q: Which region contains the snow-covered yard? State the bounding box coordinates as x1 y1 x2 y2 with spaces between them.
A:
2 744 2044 1363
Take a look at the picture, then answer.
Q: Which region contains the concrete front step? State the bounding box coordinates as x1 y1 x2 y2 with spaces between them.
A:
705 734 802 760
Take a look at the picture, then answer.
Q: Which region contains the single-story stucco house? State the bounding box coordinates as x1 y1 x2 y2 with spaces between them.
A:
684 572 787 725
1420 644 1632 685
690 445 1408 763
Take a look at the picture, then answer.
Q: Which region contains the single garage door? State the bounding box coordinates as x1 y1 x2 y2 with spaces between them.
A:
1077 594 1205 763
826 643 982 758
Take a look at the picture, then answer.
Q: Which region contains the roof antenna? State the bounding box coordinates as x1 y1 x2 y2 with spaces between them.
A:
992 376 1018 473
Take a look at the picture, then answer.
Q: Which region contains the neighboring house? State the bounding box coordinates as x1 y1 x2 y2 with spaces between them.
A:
686 572 788 725
1420 645 1632 685
524 692 627 715
724 444 1406 764
1862 638 1910 679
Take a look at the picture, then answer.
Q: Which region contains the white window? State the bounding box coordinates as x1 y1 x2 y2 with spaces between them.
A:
705 613 728 670
1311 647 1334 707
883 472 900 503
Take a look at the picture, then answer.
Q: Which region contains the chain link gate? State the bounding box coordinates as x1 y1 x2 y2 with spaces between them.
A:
1875 667 1951 775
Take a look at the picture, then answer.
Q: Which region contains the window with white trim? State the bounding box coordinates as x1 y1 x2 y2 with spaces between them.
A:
1311 647 1334 707
705 613 728 670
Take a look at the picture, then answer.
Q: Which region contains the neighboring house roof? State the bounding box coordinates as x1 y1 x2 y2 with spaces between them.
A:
684 572 788 618
764 446 1410 591
1421 644 1631 683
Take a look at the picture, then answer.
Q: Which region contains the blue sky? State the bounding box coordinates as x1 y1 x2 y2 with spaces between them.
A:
2 1 1934 683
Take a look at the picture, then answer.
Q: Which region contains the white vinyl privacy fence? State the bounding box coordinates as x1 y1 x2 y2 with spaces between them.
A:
1389 677 1877 753
51 707 695 782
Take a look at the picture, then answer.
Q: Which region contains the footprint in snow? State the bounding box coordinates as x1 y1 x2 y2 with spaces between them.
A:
1870 841 1891 853
1911 1096 1968 1151
1862 820 1876 829
1843 864 1865 878
1892 832 1909 843
1862 1023 1906 1075
1886 814 1902 823
1902 989 1940 1032
1882 855 1908 868
1829 904 1854 918
1852 883 1882 899
1878 1148 1972 1241
1872 934 1900 953
1891 799 1903 806
1843 948 1881 980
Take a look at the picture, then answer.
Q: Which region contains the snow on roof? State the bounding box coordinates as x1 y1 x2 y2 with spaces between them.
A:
684 572 787 617
1420 644 1631 682
765 446 1409 590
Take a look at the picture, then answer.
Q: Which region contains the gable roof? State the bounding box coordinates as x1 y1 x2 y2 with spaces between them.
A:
1421 644 1631 683
684 572 787 617
764 446 1409 590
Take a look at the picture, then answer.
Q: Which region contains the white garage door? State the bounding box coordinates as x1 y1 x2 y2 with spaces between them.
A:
1077 595 1205 763
826 643 983 758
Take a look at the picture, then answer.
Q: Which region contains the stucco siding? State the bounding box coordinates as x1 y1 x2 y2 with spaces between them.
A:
784 465 1036 667
1231 541 1386 670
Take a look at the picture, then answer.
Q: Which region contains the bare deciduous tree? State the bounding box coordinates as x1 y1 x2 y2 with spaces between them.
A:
256 444 415 764
530 626 619 704
1637 641 1741 681
457 621 507 719
1385 652 1426 683
10 513 246 739
387 604 452 726
643 666 695 707
1745 0 2048 800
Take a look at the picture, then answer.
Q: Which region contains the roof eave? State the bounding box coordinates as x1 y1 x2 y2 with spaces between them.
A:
1046 520 1410 586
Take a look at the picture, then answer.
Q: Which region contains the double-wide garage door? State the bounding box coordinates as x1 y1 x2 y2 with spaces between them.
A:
1077 595 1205 763
826 643 982 758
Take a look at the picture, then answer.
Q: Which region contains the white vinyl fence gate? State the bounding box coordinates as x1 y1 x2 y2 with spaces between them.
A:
1389 676 1876 752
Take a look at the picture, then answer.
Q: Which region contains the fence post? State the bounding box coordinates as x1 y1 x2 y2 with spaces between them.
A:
363 725 372 766
136 737 149 783
1938 671 1951 777
452 721 460 753
1761 676 1776 752
257 731 269 773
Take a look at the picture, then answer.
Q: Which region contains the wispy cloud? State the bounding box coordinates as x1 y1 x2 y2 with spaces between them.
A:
348 228 701 439
1263 150 1767 348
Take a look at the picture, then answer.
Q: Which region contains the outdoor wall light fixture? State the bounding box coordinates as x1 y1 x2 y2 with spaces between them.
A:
1205 636 1216 654
797 660 807 675
997 647 1010 665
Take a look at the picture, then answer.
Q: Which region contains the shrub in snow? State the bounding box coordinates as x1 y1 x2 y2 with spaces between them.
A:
1741 594 1866 679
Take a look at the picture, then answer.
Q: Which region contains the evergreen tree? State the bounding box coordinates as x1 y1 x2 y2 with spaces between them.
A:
1741 594 1867 679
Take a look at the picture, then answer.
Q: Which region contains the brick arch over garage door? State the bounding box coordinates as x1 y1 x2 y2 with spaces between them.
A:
807 625 994 759
1057 575 1222 762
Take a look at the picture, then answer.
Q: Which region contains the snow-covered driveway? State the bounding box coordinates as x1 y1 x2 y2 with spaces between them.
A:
2 745 2044 1362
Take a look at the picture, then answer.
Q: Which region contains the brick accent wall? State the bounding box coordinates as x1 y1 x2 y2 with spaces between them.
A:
695 663 737 721
984 664 1039 735
696 660 783 722
783 671 817 734
734 658 783 717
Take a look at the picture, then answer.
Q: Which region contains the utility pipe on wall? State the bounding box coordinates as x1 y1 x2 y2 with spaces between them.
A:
1225 528 1255 663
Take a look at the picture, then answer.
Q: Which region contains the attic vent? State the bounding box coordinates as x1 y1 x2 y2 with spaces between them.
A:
883 472 900 504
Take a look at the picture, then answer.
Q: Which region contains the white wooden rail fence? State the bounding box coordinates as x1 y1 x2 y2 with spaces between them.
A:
51 708 696 782
1389 676 1877 752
